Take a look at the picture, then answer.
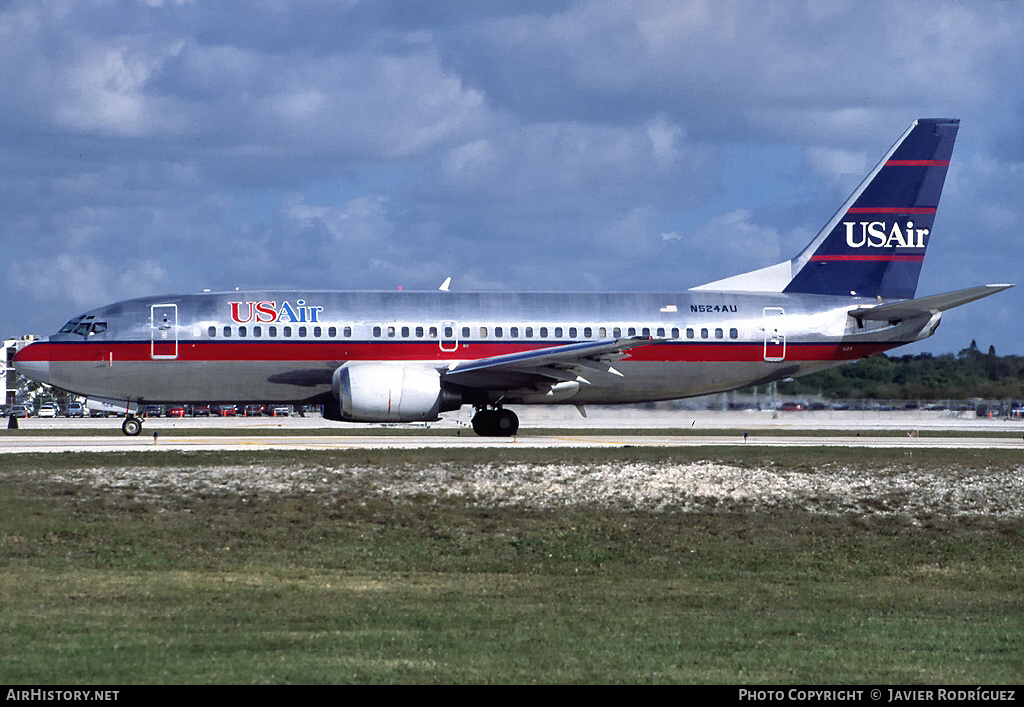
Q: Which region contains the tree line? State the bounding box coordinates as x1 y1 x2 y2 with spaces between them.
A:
775 341 1024 401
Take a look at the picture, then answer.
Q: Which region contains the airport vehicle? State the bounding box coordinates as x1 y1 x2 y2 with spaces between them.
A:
65 401 85 417
13 119 1011 437
36 402 59 418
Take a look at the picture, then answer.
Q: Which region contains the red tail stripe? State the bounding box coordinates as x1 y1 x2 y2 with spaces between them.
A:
845 207 936 214
810 254 924 262
884 160 949 166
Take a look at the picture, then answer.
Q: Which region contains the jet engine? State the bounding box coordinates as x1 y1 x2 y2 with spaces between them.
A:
330 362 461 422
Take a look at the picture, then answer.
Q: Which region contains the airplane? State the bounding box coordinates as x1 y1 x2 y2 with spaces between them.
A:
13 118 1011 437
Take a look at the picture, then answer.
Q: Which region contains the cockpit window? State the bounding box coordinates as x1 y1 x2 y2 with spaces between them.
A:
62 317 107 336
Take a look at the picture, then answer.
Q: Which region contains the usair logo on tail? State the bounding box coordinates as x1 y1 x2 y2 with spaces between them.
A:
843 221 928 249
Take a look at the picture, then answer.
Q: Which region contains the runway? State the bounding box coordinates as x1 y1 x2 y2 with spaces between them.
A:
3 431 1023 453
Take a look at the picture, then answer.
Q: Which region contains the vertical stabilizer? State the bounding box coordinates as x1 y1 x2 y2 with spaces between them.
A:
784 118 959 299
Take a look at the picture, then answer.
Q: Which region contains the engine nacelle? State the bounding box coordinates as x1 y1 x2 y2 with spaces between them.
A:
331 362 461 422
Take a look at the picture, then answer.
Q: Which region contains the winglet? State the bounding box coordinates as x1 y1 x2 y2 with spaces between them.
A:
439 277 452 292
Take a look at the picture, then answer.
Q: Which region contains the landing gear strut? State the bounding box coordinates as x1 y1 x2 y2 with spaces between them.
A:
471 406 519 437
121 416 142 436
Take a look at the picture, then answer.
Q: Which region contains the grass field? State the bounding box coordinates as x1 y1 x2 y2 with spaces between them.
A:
1 447 1021 684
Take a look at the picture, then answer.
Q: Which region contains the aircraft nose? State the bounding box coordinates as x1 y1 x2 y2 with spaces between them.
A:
12 343 51 385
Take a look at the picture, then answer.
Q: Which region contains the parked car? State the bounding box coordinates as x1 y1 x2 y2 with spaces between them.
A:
213 404 237 417
166 405 187 418
242 404 263 417
270 404 291 417
779 401 805 411
37 402 60 418
11 404 33 418
66 401 85 417
142 404 163 417
191 404 211 417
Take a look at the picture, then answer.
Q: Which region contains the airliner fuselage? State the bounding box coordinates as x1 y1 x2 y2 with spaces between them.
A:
14 288 917 407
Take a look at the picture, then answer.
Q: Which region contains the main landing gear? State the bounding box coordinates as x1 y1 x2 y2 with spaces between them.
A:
471 406 519 437
121 416 142 436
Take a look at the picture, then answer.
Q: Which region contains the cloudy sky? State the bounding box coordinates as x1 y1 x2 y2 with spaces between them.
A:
2 0 1023 355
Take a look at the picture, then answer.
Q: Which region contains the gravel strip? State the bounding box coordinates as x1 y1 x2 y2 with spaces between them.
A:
19 461 1024 521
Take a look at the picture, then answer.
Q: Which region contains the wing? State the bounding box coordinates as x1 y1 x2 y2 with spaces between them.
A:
442 337 658 391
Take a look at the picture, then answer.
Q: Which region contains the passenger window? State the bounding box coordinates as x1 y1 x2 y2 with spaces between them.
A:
672 328 679 338
480 327 488 338
429 326 438 337
628 327 636 337
298 326 306 337
313 326 321 337
223 326 231 337
416 326 424 337
715 328 723 339
238 326 247 337
462 327 470 338
254 326 262 337
656 327 665 337
525 327 533 337
568 327 577 338
686 328 694 339
599 327 607 337
730 328 738 339
555 327 563 338
373 326 381 337
584 327 592 338
340 326 348 337
269 326 277 337
208 326 216 338
642 327 651 337
540 327 548 338
401 326 410 337
387 326 395 338
510 327 519 338
701 328 708 339
445 326 453 337
495 326 503 338
613 327 621 338
284 326 292 337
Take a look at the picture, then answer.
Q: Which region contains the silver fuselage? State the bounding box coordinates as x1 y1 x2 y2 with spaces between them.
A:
14 289 931 406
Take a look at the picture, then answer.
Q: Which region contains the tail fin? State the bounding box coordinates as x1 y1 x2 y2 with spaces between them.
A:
692 118 959 299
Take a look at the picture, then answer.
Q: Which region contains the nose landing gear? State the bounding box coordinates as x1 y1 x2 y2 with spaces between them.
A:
471 406 519 437
121 416 142 436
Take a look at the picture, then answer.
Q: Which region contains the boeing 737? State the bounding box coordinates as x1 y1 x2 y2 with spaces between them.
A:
14 118 1011 436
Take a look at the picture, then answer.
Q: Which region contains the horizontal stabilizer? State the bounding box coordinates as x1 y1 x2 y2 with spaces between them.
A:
848 284 1013 322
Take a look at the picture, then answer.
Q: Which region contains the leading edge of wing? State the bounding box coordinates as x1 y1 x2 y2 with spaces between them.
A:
442 337 657 390
848 284 1013 322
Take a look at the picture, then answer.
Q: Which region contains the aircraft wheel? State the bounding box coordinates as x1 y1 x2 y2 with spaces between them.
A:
122 417 142 436
471 408 518 437
495 409 519 436
471 409 496 436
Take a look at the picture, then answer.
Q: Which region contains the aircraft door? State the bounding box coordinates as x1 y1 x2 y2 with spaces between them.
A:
762 307 785 362
439 320 459 352
151 304 178 359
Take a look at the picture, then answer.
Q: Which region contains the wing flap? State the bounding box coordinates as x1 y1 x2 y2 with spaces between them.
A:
443 337 656 391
